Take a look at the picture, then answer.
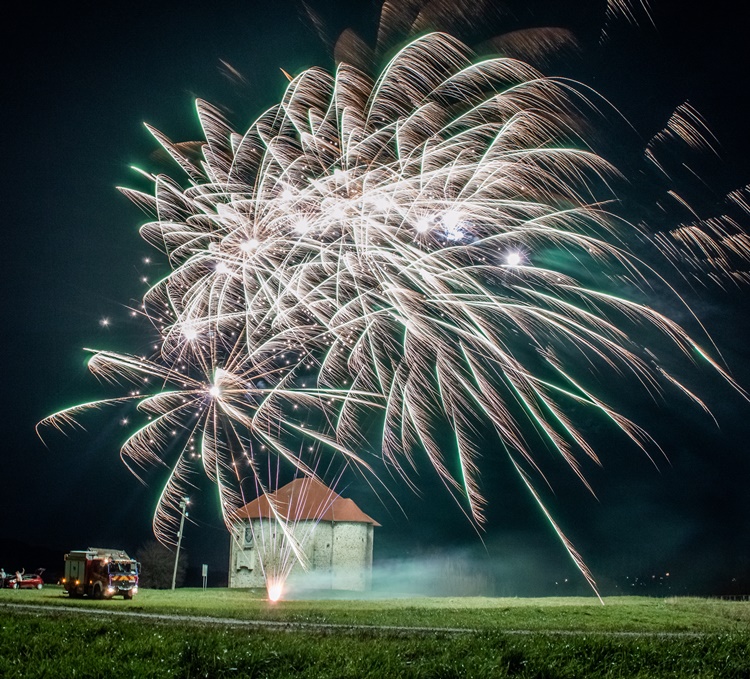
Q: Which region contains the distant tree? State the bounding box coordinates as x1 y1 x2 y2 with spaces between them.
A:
136 540 187 589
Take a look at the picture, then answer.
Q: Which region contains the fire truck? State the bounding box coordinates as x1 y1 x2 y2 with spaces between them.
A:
62 548 140 599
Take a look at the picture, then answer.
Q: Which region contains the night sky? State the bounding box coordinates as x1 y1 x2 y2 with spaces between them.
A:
4 0 749 595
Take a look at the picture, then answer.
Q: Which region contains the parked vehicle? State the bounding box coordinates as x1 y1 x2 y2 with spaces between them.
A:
2 568 45 589
62 548 140 599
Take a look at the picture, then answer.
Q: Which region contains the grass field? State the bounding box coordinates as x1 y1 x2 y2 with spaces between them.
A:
1 587 748 678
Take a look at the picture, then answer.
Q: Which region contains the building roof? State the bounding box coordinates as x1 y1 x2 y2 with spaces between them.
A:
237 478 380 526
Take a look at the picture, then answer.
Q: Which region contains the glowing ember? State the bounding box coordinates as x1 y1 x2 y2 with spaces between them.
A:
267 581 283 603
505 252 522 267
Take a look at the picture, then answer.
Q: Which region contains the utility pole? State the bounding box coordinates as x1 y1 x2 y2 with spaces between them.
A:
171 496 189 590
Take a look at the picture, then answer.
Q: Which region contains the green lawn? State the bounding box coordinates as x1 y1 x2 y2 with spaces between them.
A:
2 586 748 632
1 587 748 678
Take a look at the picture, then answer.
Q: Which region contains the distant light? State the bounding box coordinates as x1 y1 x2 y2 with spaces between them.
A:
294 216 310 234
208 385 221 398
99 318 110 327
240 238 260 253
415 216 432 233
445 226 464 241
505 252 522 267
442 210 461 228
183 327 199 341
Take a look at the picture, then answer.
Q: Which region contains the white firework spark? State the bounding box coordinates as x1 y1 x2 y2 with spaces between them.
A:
39 31 748 599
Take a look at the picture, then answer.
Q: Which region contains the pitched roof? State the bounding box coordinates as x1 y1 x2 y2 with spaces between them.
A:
237 478 380 526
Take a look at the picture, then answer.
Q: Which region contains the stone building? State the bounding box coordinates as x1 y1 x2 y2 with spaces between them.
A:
228 478 379 591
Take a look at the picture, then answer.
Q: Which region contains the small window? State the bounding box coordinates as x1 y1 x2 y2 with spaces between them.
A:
244 526 254 546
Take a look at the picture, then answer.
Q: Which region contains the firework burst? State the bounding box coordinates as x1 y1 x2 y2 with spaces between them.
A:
39 29 748 599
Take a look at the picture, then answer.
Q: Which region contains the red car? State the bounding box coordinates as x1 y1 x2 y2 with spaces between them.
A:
3 569 44 589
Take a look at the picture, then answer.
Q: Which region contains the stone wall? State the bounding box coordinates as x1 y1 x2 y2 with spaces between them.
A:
228 519 373 590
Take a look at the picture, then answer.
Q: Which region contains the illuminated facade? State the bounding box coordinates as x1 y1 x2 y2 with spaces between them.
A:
228 479 379 591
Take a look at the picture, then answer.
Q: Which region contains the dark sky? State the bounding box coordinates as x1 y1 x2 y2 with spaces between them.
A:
4 0 749 595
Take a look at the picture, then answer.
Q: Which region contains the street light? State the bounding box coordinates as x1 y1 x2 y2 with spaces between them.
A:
171 496 189 590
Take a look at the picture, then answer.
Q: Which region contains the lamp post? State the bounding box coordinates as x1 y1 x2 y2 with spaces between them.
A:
171 496 189 590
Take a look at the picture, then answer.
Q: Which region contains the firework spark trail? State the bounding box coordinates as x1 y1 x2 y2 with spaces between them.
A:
39 30 748 598
310 0 651 70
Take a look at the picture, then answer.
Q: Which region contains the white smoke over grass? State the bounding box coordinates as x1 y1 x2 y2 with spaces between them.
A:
282 543 579 599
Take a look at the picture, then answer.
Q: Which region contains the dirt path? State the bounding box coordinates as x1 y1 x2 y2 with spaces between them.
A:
0 602 711 638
